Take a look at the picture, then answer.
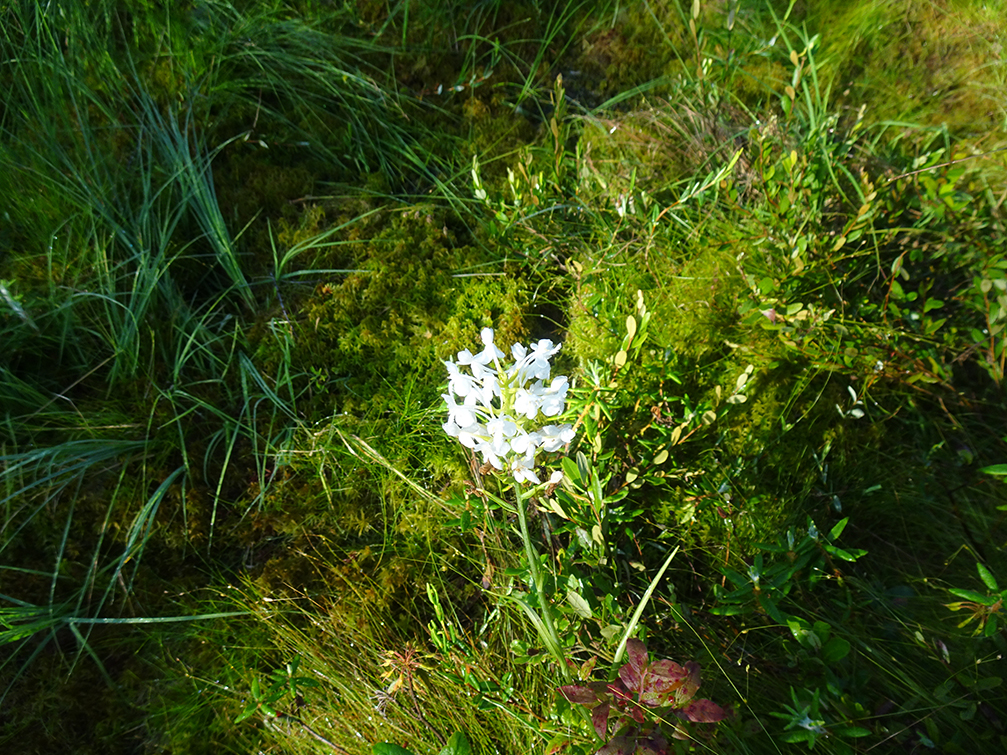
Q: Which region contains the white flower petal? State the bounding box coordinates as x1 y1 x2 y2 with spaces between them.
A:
514 388 541 419
446 329 573 475
538 424 575 452
486 416 518 439
509 429 540 455
510 453 540 484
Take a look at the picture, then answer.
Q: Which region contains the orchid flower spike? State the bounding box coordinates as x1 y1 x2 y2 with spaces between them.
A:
443 328 575 483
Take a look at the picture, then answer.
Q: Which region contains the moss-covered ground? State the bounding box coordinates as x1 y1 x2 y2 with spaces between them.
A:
2 1 1006 753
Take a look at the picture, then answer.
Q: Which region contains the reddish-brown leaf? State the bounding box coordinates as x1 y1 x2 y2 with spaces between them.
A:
625 638 649 672
638 730 669 755
559 685 599 705
608 680 632 703
618 661 643 693
648 659 686 682
639 675 678 707
591 702 611 739
598 735 634 755
682 699 727 723
680 661 702 699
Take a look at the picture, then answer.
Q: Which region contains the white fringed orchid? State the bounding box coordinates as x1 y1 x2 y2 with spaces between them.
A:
443 327 575 483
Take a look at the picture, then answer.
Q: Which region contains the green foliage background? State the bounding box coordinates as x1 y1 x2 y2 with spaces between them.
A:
1 1 1006 753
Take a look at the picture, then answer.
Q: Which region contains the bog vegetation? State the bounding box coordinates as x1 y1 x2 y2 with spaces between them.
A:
2 1 1006 753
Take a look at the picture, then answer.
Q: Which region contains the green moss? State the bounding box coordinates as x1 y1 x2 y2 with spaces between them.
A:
811 0 1007 132
574 3 687 101
253 202 533 419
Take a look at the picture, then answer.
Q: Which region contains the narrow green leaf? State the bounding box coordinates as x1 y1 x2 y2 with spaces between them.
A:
721 568 750 588
576 451 591 485
977 563 999 592
948 588 988 603
561 456 581 486
613 545 679 666
924 317 946 335
756 594 787 625
781 730 814 744
829 517 850 540
823 544 864 562
566 590 593 619
831 725 871 738
235 703 258 724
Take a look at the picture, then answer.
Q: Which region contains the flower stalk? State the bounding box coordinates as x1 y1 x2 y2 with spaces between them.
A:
511 480 568 678
442 327 575 677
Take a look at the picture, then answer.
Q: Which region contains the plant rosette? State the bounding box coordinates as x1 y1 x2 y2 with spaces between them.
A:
442 327 575 484
559 639 727 755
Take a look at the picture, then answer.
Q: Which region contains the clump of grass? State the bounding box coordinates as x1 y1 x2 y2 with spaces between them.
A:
219 572 551 755
4 2 1007 754
0 1 444 748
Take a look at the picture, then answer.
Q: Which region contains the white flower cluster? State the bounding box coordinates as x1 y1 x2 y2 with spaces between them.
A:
443 328 576 484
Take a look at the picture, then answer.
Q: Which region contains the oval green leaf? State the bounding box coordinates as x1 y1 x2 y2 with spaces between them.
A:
373 744 417 755
439 731 472 755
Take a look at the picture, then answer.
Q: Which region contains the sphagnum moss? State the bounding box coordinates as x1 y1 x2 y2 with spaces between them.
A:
4 1 1007 753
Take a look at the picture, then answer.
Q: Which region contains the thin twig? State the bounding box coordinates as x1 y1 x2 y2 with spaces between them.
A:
885 146 1007 183
276 713 350 753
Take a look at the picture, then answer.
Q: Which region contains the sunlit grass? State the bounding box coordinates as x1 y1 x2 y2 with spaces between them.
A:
2 0 1007 753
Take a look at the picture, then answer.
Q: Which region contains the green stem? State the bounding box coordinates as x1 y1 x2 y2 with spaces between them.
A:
512 481 570 681
612 544 679 667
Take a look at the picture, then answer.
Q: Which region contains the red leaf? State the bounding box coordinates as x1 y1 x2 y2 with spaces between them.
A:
680 661 702 699
640 660 686 706
598 735 634 755
639 676 676 707
592 702 611 739
559 685 598 705
648 659 686 682
618 661 642 692
625 639 649 672
608 681 632 703
682 699 727 723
